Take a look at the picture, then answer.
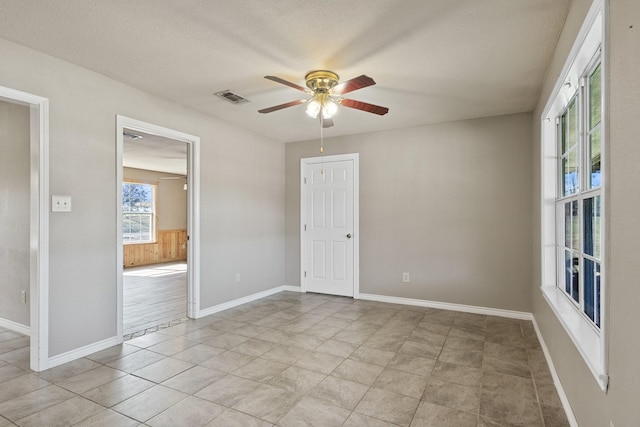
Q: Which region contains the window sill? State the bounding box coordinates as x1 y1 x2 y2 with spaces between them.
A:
541 285 607 391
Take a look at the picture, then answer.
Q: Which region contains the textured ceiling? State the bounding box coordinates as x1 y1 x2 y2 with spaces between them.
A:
0 0 571 143
123 129 187 175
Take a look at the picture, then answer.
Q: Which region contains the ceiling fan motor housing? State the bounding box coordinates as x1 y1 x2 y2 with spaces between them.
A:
305 70 339 93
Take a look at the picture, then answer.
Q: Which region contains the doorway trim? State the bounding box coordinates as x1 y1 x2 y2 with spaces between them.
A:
0 86 49 371
300 153 360 298
116 116 200 340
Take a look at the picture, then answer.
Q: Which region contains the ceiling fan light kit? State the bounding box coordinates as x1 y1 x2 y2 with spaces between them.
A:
304 70 339 120
322 99 338 118
259 69 389 127
305 99 322 118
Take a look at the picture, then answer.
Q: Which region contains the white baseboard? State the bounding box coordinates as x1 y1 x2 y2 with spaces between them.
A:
46 336 119 370
196 285 299 319
0 317 30 336
358 293 533 320
196 287 528 322
531 317 579 427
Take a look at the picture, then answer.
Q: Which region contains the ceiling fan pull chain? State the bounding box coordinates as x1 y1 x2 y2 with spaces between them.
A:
320 115 324 174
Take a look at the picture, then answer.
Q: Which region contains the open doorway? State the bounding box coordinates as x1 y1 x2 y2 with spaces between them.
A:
0 86 49 372
116 116 200 341
122 132 187 336
0 100 33 366
0 101 31 331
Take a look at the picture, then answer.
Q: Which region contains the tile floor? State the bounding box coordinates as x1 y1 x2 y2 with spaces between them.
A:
0 292 569 426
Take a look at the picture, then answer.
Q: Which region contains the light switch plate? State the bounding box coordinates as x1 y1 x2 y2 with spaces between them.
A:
52 195 72 212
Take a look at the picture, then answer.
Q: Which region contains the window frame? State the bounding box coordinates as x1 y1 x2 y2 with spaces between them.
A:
122 180 157 245
540 0 608 392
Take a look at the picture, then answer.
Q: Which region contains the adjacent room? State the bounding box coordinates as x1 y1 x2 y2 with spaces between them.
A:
122 128 189 337
0 0 638 426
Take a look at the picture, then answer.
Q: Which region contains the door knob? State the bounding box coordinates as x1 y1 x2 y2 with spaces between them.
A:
346 233 352 239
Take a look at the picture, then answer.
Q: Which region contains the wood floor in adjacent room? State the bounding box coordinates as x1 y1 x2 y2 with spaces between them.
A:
123 261 187 336
0 292 569 426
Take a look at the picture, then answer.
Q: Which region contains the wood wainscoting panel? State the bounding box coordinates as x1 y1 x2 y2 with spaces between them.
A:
124 229 187 267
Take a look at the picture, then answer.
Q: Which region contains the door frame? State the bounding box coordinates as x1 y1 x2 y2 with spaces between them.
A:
300 153 360 298
0 86 49 371
116 116 201 340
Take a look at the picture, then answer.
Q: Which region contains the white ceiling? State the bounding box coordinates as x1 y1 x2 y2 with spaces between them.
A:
0 0 571 143
123 128 187 175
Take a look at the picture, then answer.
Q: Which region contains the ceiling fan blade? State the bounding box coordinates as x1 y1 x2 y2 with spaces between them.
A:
331 75 376 95
322 117 334 128
258 99 307 114
341 98 389 115
264 75 308 92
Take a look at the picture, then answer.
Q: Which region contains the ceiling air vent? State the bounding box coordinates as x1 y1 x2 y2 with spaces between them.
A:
215 90 250 105
123 131 143 140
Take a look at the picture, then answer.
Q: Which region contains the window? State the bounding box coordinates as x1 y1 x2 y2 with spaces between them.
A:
122 182 156 243
541 0 607 391
557 59 602 327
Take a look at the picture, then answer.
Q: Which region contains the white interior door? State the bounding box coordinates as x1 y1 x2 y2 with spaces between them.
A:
302 155 358 297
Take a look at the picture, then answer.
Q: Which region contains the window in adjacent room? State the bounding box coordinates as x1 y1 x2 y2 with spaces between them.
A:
122 182 156 243
540 0 607 391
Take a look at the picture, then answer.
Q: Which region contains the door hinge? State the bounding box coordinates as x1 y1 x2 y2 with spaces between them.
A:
304 271 307 278
304 224 307 231
304 177 307 184
187 235 190 241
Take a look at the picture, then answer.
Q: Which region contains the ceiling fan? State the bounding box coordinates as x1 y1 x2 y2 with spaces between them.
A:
258 70 389 128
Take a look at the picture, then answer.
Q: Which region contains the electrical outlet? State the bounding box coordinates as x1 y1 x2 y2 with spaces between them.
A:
402 272 410 283
20 290 27 304
235 273 241 283
51 195 72 212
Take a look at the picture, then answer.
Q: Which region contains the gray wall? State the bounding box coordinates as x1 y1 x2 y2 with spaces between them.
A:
0 101 30 327
531 0 640 425
123 167 187 231
286 113 533 312
0 38 285 357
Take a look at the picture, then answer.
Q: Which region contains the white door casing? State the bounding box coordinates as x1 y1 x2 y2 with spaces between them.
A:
301 154 359 297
